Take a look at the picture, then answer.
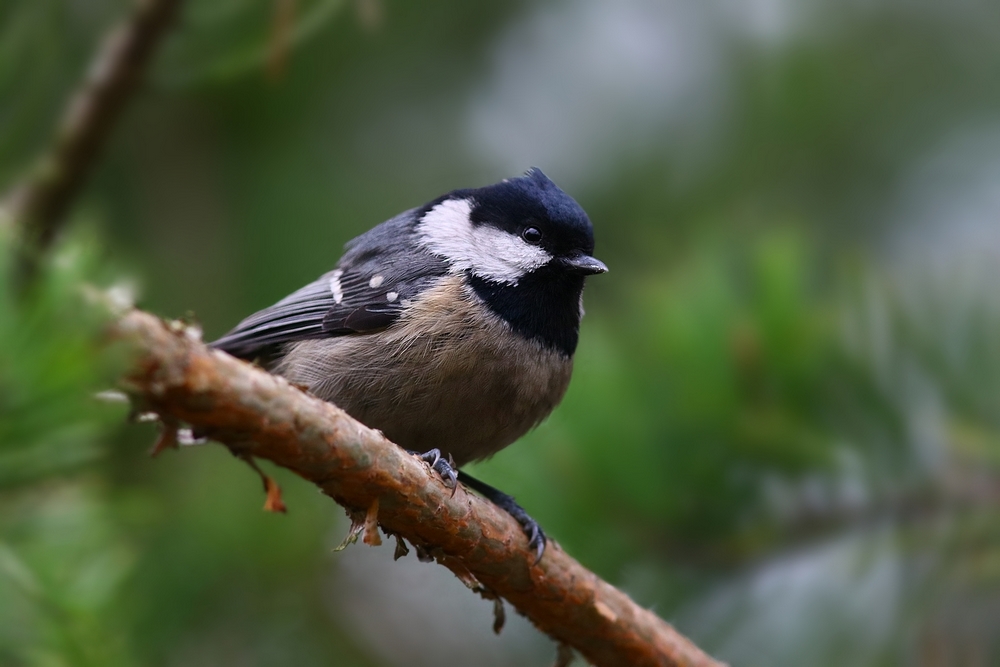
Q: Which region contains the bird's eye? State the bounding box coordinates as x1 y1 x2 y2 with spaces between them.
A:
522 227 543 245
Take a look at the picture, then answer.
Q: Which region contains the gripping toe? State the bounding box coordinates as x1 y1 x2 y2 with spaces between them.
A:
410 448 458 489
457 471 547 563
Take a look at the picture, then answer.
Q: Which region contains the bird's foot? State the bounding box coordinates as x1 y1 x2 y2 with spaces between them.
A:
408 448 458 490
458 471 547 564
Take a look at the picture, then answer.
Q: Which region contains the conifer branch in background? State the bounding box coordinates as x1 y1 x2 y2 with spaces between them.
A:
1 0 726 664
1 0 182 273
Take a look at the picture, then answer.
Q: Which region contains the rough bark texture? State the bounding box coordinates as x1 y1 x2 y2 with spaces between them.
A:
115 309 725 667
0 0 724 660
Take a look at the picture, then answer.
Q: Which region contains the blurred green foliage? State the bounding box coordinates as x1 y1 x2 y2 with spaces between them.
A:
4 0 1000 665
0 225 126 486
0 224 131 665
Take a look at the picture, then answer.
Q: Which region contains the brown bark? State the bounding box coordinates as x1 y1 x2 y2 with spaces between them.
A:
115 309 725 667
1 0 725 661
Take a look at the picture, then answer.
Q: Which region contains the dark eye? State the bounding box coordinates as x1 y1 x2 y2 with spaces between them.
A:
522 227 542 245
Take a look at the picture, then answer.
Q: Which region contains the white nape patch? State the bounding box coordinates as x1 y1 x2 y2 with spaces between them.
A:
417 198 552 284
369 275 385 289
330 270 344 304
386 291 399 302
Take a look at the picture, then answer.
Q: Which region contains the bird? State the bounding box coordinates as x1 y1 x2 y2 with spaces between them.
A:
210 168 606 561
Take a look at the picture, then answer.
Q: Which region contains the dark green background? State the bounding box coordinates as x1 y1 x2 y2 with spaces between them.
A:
3 1 1000 665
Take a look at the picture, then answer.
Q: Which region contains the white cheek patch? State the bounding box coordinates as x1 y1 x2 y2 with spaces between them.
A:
417 198 552 284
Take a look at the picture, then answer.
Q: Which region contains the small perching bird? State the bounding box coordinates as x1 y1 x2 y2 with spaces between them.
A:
211 168 606 560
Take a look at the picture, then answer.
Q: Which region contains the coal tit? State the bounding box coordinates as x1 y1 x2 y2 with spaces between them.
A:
211 168 606 560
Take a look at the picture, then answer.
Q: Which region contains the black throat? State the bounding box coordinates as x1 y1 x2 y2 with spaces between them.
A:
469 266 585 357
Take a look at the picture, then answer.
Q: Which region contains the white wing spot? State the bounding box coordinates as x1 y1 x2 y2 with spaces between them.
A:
329 270 344 304
400 299 413 307
369 275 384 288
386 291 398 302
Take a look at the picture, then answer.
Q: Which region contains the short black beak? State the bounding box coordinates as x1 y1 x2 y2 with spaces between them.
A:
561 253 608 275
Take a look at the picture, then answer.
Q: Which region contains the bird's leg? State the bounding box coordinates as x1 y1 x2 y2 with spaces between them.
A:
407 448 458 489
457 471 546 564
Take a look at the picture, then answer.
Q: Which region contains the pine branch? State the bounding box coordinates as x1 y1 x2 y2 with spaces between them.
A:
114 309 725 667
0 1 725 662
2 0 183 266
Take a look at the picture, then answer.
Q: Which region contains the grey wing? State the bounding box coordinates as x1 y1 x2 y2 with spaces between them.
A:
211 208 448 359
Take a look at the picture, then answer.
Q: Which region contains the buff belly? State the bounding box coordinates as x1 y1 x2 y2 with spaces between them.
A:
273 277 573 467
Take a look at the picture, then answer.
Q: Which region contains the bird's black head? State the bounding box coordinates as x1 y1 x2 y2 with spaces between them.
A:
468 168 607 276
416 168 606 355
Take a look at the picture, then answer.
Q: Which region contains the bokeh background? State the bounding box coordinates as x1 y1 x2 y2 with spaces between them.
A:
4 0 1000 665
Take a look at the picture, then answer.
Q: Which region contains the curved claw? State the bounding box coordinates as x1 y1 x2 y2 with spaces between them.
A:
456 471 548 564
432 457 458 490
416 448 442 468
407 455 548 561
410 449 457 490
524 520 547 565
